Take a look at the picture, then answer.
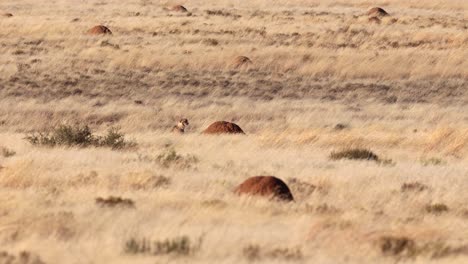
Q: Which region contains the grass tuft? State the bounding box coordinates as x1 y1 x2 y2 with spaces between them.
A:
420 157 446 166
0 250 45 264
124 236 202 256
95 196 135 208
242 244 303 261
379 236 416 257
377 236 468 259
425 203 449 214
1 147 16 158
401 182 428 192
156 149 199 169
330 148 379 161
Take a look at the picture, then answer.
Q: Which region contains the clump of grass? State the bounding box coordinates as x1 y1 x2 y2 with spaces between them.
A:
268 247 303 260
25 124 95 147
25 124 135 149
1 147 16 157
333 123 348 130
127 173 171 190
201 199 227 208
377 236 468 259
202 38 219 46
95 196 135 208
242 244 303 261
330 148 379 161
243 245 261 260
420 157 446 166
378 158 395 166
98 127 133 149
401 182 428 192
422 242 468 259
425 203 449 214
124 236 202 256
287 178 317 197
156 149 198 169
379 236 416 257
305 203 340 214
0 250 45 264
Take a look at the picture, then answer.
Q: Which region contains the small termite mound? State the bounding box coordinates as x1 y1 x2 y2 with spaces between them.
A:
2 12 13 17
202 121 245 135
231 56 252 69
367 7 389 17
234 176 294 202
87 25 112 35
368 17 381 24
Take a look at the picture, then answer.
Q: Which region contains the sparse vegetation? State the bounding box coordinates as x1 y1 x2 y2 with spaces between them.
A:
378 236 468 259
305 203 340 214
425 203 449 214
202 38 219 46
421 157 446 166
25 124 135 149
156 149 199 169
95 196 135 208
137 174 170 189
1 147 16 157
401 182 429 192
243 244 261 261
287 178 317 197
379 236 416 257
0 250 45 264
243 244 302 261
200 199 227 208
0 0 467 263
124 236 202 256
333 123 348 130
330 148 379 161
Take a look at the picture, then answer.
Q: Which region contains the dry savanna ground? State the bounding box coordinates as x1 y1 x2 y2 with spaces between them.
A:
0 0 467 263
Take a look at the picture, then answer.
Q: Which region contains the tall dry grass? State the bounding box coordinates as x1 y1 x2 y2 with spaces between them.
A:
0 0 467 263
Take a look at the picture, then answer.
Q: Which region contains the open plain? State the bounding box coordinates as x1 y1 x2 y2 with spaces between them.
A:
0 0 467 263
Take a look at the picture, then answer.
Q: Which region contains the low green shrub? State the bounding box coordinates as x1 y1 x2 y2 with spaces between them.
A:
25 124 135 149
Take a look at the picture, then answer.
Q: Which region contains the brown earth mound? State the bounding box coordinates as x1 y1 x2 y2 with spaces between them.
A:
169 5 188 12
202 121 245 134
234 176 294 202
2 13 13 17
369 17 381 24
87 25 112 35
231 56 252 68
367 7 389 17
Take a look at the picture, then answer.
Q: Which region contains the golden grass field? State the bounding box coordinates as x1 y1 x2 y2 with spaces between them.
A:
0 0 467 263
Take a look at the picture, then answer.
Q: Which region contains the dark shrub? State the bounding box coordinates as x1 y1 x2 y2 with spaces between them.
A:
25 124 135 150
330 148 379 161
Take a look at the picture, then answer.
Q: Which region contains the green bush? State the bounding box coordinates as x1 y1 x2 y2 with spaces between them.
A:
98 127 131 149
25 124 135 150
